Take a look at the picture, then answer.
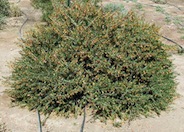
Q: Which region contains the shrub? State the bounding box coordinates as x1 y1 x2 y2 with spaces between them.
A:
0 0 10 29
10 4 22 17
0 14 6 29
31 0 54 22
0 0 10 17
103 3 127 13
7 2 176 121
31 0 101 22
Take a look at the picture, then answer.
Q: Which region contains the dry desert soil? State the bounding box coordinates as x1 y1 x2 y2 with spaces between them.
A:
0 0 184 132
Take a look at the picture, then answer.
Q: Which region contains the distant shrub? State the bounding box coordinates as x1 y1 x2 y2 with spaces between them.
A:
7 2 176 121
0 0 10 29
0 0 10 16
31 0 54 22
10 4 22 17
0 14 6 29
103 3 127 13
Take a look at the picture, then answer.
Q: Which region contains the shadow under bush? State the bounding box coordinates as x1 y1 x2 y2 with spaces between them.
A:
7 2 176 121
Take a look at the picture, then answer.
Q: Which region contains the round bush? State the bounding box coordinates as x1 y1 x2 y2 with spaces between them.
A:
8 2 176 120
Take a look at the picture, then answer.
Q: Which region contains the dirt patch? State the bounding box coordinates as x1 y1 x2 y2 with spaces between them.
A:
0 0 184 132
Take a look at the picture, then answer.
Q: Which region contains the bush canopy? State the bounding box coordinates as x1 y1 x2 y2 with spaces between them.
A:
7 1 176 121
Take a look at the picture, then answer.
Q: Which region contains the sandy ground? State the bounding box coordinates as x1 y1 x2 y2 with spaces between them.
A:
0 0 184 132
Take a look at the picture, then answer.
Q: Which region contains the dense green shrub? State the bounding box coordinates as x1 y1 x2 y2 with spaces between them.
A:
0 0 10 29
7 2 176 121
0 0 10 16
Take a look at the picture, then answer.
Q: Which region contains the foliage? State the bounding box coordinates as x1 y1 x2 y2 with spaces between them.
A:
0 0 10 17
10 4 22 17
165 15 171 23
155 6 165 13
181 36 184 40
103 3 127 14
113 121 122 127
31 0 54 22
0 14 6 29
7 2 176 121
31 0 101 22
0 0 10 29
135 3 143 10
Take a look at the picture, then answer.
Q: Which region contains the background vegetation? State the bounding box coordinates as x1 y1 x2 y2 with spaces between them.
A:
7 1 176 122
31 0 54 22
0 0 10 29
